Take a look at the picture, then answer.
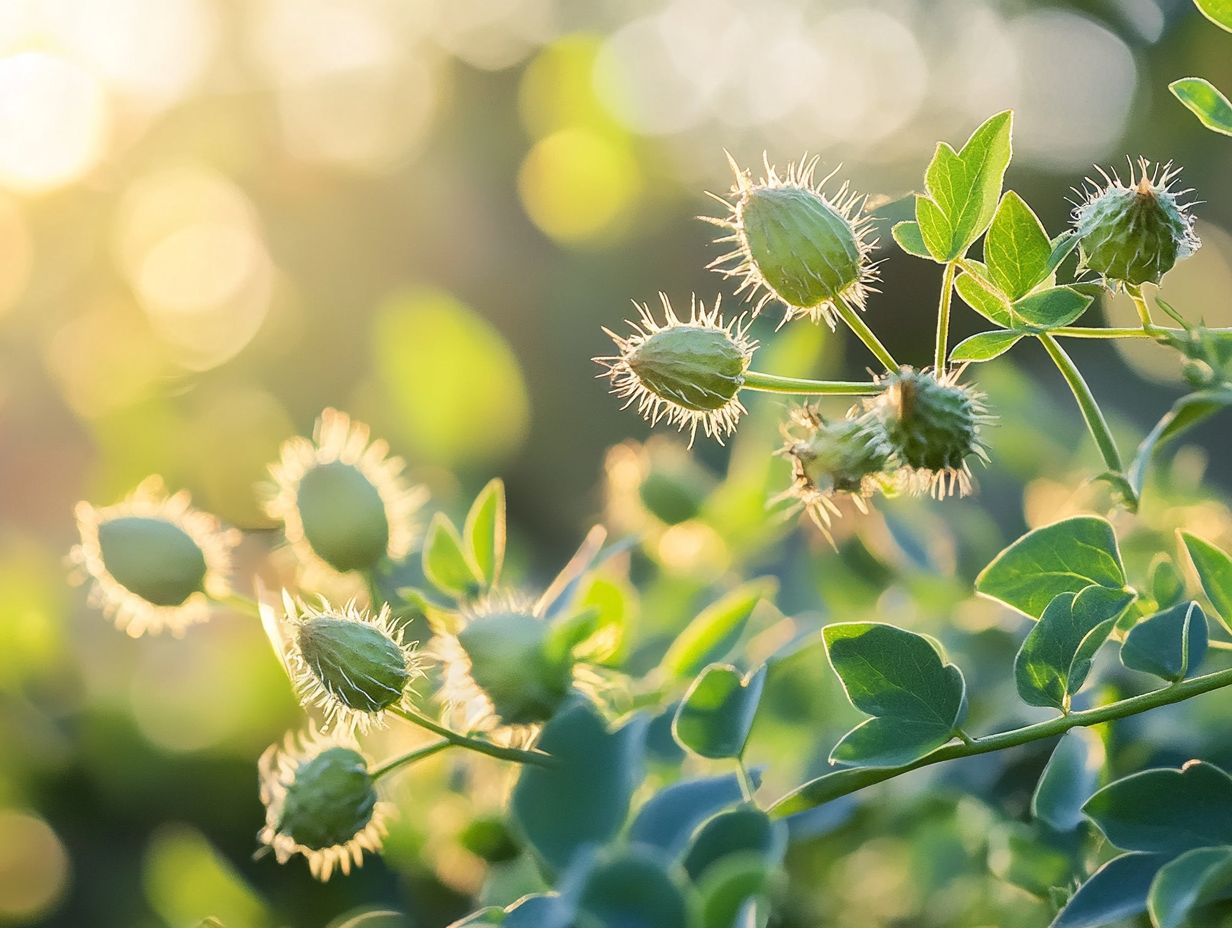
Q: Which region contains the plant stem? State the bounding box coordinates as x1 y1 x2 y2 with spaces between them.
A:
736 759 755 802
935 261 957 373
1038 333 1124 474
1127 283 1162 335
1050 326 1171 339
771 664 1232 817
741 371 883 396
371 738 452 780
388 705 555 768
215 592 262 618
832 295 898 372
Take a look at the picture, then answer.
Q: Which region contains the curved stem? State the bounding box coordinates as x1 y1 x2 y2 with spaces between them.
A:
1038 333 1124 474
935 261 957 373
1127 283 1163 335
389 705 555 768
371 738 452 780
741 371 883 396
832 295 898 372
771 664 1232 817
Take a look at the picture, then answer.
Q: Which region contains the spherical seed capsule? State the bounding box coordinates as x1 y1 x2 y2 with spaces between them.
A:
706 154 878 327
1073 159 1200 288
258 726 389 881
70 476 239 637
597 294 755 445
264 409 428 575
871 367 992 498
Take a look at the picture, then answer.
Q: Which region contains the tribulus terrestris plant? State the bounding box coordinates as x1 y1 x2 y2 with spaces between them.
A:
73 96 1232 928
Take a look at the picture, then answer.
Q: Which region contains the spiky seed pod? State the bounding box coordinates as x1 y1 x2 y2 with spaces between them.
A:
281 594 423 734
597 294 755 445
434 594 575 733
70 476 239 637
1073 159 1200 288
871 367 991 498
777 407 896 535
264 409 428 575
706 154 878 327
258 726 389 880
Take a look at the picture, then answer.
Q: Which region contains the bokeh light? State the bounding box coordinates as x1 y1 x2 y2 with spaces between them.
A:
0 810 69 921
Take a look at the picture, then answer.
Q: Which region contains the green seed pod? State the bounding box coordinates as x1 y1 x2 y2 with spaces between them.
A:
97 516 207 607
1073 161 1199 287
599 295 754 444
873 368 990 497
278 746 377 852
295 462 390 572
455 609 573 727
708 155 876 325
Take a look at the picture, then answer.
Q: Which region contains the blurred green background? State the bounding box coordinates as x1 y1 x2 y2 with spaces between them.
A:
1 0 1231 925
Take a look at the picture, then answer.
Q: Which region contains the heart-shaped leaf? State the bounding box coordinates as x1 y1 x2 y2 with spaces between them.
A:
1083 761 1232 856
1032 729 1105 832
824 622 967 767
1050 853 1168 928
985 191 1052 301
1170 78 1232 136
1014 585 1133 711
1149 846 1232 928
683 806 787 882
1180 531 1232 631
1121 601 1208 682
674 664 767 759
976 516 1126 619
630 773 752 857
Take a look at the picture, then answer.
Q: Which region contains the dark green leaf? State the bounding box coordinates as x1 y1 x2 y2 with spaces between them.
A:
1129 389 1232 498
1120 601 1208 682
683 806 786 881
661 580 773 679
1170 78 1232 136
423 513 480 599
976 516 1126 619
630 774 751 856
950 330 1024 363
1032 729 1105 832
985 191 1052 300
694 853 773 928
1050 853 1168 928
1083 761 1232 855
768 766 893 819
463 479 506 590
674 664 767 759
954 270 1013 327
1180 532 1232 630
504 895 574 928
512 701 647 873
1014 586 1133 711
891 220 932 259
1193 0 1232 32
1151 556 1187 609
824 623 966 767
577 849 695 928
1009 286 1093 330
1149 846 1232 928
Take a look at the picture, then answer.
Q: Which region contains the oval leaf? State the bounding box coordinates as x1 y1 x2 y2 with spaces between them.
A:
891 220 931 259
674 664 767 760
1010 286 1093 330
1170 78 1232 136
986 190 1052 301
661 580 773 680
423 513 481 599
1194 0 1232 31
1050 853 1168 928
950 330 1023 363
463 479 506 590
577 849 695 928
1180 531 1232 631
1032 729 1105 832
630 773 751 857
1120 601 1209 683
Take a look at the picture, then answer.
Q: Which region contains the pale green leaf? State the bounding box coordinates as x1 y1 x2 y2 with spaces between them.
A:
950 330 1023 363
1170 78 1232 136
891 220 932 259
1193 0 1232 32
1180 531 1232 630
954 270 1013 327
463 479 506 589
422 513 481 599
661 580 773 679
986 191 1052 300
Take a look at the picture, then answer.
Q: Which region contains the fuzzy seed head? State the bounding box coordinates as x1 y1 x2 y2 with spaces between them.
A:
871 367 992 498
706 154 878 327
70 476 239 637
597 294 754 445
259 726 389 880
1073 159 1199 288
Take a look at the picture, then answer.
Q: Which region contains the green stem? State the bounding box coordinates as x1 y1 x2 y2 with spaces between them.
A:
1038 333 1123 474
215 592 262 618
935 261 957 373
735 758 755 802
832 295 898 372
388 705 555 768
741 371 883 396
1127 283 1162 335
1050 326 1171 339
771 664 1232 816
371 738 452 780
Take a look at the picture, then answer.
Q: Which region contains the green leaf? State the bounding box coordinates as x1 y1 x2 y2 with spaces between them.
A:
767 766 893 819
1151 556 1187 609
512 701 646 873
988 821 1080 898
422 513 481 599
1120 601 1208 683
1014 585 1133 711
694 853 772 928
1129 389 1232 497
1193 0 1232 32
683 806 786 881
1083 761 1232 855
630 774 750 856
950 330 1023 363
661 580 773 680
985 191 1053 301
824 622 967 767
917 111 1014 260
891 220 932 259
1009 286 1093 330
1170 78 1232 136
1032 729 1105 832
1046 231 1080 277
1149 846 1232 928
954 270 1013 327
1050 853 1168 928
463 479 506 590
976 516 1127 619
674 664 767 760
577 849 696 928
1180 532 1232 631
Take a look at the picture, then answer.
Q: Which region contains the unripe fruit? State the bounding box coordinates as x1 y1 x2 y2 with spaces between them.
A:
456 610 573 727
278 746 378 852
297 616 412 713
97 515 207 607
295 462 390 572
